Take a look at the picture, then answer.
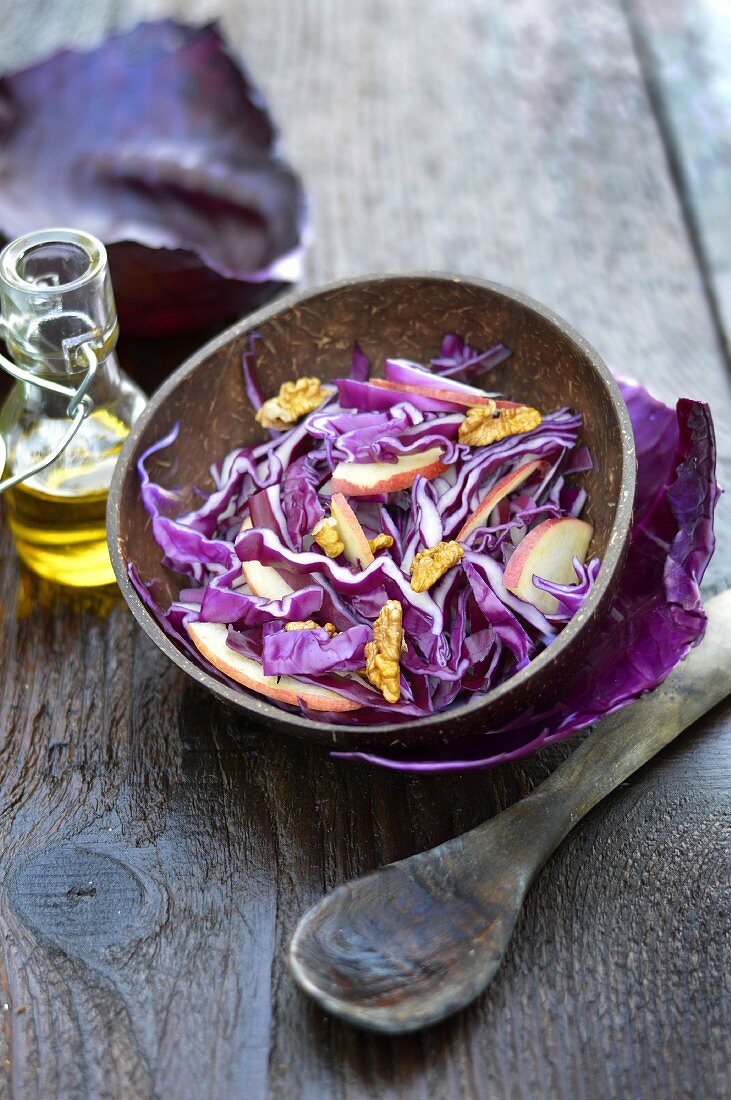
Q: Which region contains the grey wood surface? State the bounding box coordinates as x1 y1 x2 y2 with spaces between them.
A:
627 0 731 350
0 1 729 1098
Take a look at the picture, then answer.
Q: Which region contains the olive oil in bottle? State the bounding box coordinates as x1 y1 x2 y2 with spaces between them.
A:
2 409 130 586
0 229 146 586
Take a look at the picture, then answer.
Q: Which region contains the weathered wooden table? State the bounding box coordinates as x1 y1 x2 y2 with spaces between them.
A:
1 1 729 1097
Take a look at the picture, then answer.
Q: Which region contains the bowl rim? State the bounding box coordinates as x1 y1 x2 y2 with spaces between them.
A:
108 271 636 740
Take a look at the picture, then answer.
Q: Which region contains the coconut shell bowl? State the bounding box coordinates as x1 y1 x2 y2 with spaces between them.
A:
108 274 636 752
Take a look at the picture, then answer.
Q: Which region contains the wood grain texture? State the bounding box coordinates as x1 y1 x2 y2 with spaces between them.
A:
625 0 731 352
290 590 731 1033
0 0 729 1097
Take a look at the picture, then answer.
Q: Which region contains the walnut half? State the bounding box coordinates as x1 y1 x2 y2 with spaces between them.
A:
255 377 331 430
410 540 464 592
367 533 394 554
284 620 337 635
458 404 542 447
312 517 345 558
364 600 404 704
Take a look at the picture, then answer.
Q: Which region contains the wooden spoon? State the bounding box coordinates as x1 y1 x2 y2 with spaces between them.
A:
289 589 731 1034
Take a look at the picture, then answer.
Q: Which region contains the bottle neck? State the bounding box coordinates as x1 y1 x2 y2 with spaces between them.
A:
11 345 122 420
2 317 119 379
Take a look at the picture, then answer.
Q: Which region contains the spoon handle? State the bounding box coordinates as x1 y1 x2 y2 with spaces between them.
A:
490 589 731 859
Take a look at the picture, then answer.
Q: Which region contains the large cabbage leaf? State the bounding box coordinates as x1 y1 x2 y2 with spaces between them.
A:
0 21 306 335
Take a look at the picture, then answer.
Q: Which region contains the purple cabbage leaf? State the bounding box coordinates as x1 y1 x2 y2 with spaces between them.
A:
0 21 307 335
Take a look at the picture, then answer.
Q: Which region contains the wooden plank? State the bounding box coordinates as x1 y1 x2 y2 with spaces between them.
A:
625 0 731 352
0 1 729 1098
222 0 731 592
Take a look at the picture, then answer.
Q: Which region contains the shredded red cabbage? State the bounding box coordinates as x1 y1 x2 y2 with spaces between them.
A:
132 334 631 733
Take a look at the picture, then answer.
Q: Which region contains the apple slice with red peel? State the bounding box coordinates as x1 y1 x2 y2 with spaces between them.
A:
338 378 464 414
385 358 495 398
331 493 375 567
370 378 503 410
187 621 362 711
332 446 448 496
383 360 522 408
456 460 548 540
337 377 522 415
503 517 593 614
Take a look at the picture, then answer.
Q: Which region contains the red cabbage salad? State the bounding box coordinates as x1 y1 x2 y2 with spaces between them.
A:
134 334 610 724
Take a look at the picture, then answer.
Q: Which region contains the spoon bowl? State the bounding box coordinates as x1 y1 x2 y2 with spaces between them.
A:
289 822 534 1033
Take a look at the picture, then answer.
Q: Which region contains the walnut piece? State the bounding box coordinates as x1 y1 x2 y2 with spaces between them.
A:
285 620 337 635
410 540 464 592
312 517 345 558
367 533 394 554
255 377 331 430
364 600 404 704
458 404 542 446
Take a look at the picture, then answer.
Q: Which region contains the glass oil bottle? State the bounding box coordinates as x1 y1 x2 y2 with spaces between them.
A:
0 228 146 586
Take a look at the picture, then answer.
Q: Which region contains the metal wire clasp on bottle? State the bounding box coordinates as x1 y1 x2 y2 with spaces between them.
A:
0 328 97 494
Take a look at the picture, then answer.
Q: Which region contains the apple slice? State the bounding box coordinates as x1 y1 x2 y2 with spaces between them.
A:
241 558 294 600
337 377 521 415
503 517 593 614
456 460 548 540
331 446 448 496
337 377 464 414
383 360 522 405
239 517 294 599
370 378 499 410
330 493 375 567
385 358 495 398
187 621 361 712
